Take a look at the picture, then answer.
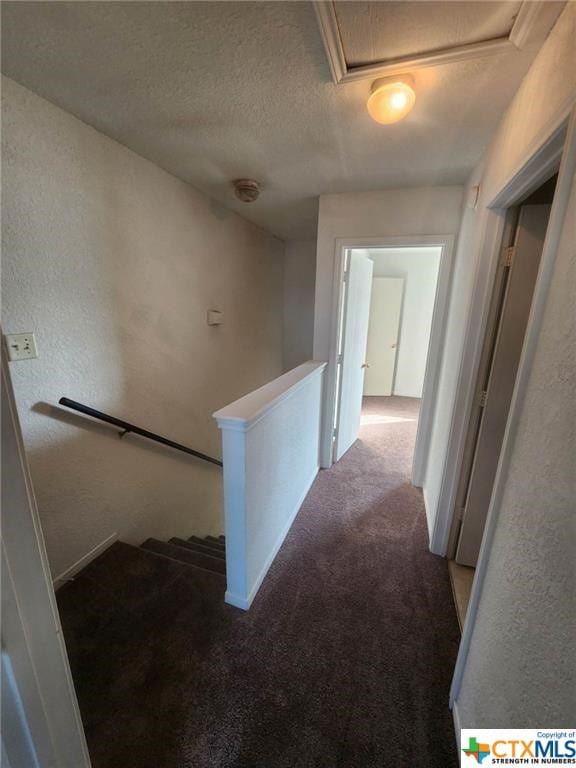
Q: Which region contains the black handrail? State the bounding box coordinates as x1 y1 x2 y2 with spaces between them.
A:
58 397 223 467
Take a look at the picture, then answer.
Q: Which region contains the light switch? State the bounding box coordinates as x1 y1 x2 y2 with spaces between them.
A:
5 332 38 361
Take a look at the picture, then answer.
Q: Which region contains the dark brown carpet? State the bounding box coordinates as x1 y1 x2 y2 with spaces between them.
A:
57 396 460 768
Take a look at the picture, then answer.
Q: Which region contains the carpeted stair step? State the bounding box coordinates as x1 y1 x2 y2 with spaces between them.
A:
169 537 226 561
140 539 226 575
188 535 224 554
204 535 226 550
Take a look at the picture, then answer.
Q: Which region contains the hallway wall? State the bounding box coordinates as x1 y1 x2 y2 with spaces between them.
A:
2 76 284 579
428 4 575 728
457 172 575 728
313 187 464 364
283 239 316 371
312 187 463 470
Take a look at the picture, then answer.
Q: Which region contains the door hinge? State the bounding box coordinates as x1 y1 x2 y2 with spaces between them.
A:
343 269 349 283
337 354 343 364
503 246 516 268
456 506 466 522
479 390 488 408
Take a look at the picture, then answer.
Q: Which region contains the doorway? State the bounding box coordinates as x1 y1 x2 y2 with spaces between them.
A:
447 174 557 627
331 245 443 472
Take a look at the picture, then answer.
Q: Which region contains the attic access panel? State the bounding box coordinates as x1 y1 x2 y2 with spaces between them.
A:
315 0 566 84
334 1 523 67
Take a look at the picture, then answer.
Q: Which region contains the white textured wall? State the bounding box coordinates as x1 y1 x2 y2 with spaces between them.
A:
2 76 284 578
367 247 441 398
214 363 324 609
283 240 316 371
313 187 464 363
425 5 576 537
312 187 463 469
423 4 576 728
458 173 575 727
422 181 479 528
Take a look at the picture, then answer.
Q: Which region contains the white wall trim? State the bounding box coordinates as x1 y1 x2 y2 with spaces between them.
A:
225 466 318 610
422 485 433 538
313 0 560 85
412 236 455 487
428 211 507 554
508 1 546 50
452 700 462 750
489 93 575 208
220 427 248 604
1 347 92 767
214 361 326 432
430 98 575 558
449 106 576 708
53 533 118 590
319 235 456 490
312 1 347 84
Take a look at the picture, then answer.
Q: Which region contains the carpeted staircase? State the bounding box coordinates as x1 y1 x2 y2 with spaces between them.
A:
140 534 226 576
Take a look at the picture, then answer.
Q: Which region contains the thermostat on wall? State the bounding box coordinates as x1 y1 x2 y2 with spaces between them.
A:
207 310 222 326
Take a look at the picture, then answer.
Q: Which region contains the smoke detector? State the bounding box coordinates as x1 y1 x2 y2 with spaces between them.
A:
232 179 260 203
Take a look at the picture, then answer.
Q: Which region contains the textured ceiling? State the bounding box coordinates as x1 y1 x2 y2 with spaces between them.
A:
0 2 564 240
335 1 522 66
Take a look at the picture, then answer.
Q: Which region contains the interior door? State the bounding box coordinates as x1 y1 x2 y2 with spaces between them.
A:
334 251 374 461
456 204 551 566
363 277 404 396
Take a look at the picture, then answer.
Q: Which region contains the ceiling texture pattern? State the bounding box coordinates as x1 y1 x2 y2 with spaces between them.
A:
1 1 566 240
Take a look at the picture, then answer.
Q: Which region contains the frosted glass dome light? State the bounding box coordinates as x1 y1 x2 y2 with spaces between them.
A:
367 75 416 125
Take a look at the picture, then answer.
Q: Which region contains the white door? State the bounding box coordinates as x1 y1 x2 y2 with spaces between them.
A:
456 204 551 566
334 251 374 461
363 277 404 396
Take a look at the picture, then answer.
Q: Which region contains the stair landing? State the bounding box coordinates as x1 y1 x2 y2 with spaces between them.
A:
56 539 230 752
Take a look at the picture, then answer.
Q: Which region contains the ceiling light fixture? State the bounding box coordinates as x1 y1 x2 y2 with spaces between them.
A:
367 75 416 125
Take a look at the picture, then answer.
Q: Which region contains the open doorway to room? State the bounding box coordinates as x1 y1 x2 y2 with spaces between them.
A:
356 247 442 479
328 240 450 484
447 173 558 630
363 247 442 400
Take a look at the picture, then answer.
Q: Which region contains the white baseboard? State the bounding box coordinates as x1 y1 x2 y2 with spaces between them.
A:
53 533 118 590
225 466 318 610
224 589 249 610
422 485 433 541
452 699 462 750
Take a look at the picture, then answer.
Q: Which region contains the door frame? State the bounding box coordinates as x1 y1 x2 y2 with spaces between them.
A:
1 346 92 767
320 234 455 489
454 203 552 566
446 206 519 557
448 105 576 710
431 103 573 558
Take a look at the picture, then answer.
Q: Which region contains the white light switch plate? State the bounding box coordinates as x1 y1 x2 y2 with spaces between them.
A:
5 332 38 361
